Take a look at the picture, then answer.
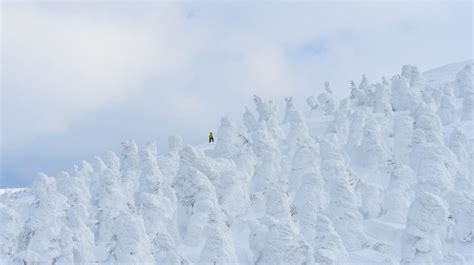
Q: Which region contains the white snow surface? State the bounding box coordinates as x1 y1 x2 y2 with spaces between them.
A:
1 61 473 264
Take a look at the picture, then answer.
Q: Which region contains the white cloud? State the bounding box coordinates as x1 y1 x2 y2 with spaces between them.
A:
2 3 208 149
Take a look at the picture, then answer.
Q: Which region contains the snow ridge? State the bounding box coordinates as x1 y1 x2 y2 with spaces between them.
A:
1 62 473 264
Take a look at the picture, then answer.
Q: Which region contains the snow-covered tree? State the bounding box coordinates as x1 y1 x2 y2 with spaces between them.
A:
454 64 473 97
199 218 238 265
157 135 183 184
393 115 414 164
445 191 473 243
94 163 154 263
461 94 474 120
286 107 313 157
401 191 449 265
120 140 140 201
258 220 313 265
306 95 319 110
317 92 336 115
322 159 375 251
357 119 387 168
253 95 285 142
413 107 444 145
437 94 456 125
293 170 328 242
250 121 283 191
55 171 96 263
347 109 367 148
102 151 121 177
172 145 222 246
313 214 350 265
391 74 417 112
0 203 21 259
243 106 258 132
448 129 470 164
288 144 319 192
374 83 393 115
17 174 69 264
326 104 350 143
139 143 179 245
351 80 366 105
381 163 417 223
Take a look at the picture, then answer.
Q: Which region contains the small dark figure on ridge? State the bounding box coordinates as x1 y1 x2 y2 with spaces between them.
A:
209 132 214 143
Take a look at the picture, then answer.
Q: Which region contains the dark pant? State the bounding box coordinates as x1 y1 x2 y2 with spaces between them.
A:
209 137 214 143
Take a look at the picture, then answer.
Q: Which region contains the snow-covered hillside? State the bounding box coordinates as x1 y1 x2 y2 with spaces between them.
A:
1 62 473 265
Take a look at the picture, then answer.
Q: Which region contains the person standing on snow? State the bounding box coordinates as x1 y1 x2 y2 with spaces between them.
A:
209 132 214 143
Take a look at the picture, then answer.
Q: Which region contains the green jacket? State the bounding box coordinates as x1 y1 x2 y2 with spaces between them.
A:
209 132 214 139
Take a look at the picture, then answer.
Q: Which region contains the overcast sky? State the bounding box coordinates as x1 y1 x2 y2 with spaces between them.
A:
1 1 473 187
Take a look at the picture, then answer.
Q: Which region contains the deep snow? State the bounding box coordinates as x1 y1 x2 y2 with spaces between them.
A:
1 61 473 265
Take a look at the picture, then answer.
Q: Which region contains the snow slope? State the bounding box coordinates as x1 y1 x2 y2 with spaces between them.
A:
1 61 473 265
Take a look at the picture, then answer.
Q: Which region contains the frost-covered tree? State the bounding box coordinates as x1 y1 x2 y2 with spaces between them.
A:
90 156 108 206
359 75 376 106
347 109 367 148
393 115 414 164
157 135 183 184
357 119 387 168
0 203 21 259
322 160 375 251
412 143 454 195
199 218 238 265
283 97 296 124
445 191 473 243
213 117 256 180
213 163 250 224
243 106 258 132
258 219 313 265
317 92 336 115
288 144 319 192
94 164 154 263
172 145 222 246
313 215 350 265
109 211 155 263
401 191 449 265
214 117 239 158
413 107 444 145
391 74 417 111
374 83 393 115
253 95 285 142
381 163 417 223
437 94 456 125
409 66 425 88
251 121 283 191
461 94 474 120
17 174 70 264
448 129 469 164
120 140 140 201
306 95 319 110
293 170 328 242
286 107 313 157
55 171 96 263
79 160 94 189
139 143 179 244
357 181 383 219
326 104 350 143
102 151 121 177
351 80 366 105
454 64 473 97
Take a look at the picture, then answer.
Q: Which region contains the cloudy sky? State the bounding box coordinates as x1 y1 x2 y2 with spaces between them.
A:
1 1 472 187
